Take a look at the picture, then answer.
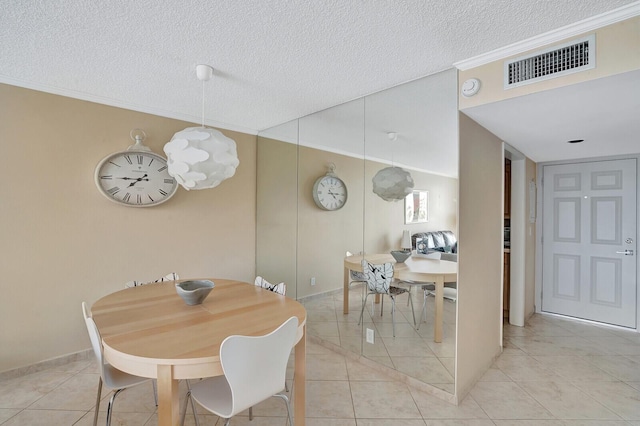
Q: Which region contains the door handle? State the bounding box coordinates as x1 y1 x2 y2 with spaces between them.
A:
616 250 634 256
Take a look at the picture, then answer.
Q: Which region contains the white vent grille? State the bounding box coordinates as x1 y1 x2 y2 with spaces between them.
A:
504 35 595 89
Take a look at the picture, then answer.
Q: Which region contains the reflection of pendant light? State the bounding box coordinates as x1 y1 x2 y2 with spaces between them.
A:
164 64 239 190
372 132 414 201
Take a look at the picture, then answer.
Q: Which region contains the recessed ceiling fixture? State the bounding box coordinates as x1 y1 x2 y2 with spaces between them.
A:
164 64 239 190
567 139 584 144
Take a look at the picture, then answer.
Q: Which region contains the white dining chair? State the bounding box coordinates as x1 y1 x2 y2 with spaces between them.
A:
180 316 299 426
250 275 289 420
82 302 157 426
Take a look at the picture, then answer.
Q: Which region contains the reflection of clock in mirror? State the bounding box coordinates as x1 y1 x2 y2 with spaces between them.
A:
312 164 347 211
94 129 178 207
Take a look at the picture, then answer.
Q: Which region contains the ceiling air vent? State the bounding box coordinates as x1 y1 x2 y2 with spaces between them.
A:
504 35 595 89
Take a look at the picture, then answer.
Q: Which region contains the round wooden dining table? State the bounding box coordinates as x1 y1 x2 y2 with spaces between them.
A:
91 278 307 426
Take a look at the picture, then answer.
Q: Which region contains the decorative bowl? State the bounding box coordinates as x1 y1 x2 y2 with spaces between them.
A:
390 250 411 263
175 280 214 305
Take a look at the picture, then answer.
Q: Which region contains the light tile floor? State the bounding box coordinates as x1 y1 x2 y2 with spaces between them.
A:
2 308 640 424
302 284 457 393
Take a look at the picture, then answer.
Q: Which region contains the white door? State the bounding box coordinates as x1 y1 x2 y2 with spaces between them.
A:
542 159 637 328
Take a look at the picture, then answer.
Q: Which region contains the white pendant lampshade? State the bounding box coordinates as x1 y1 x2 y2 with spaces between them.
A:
372 166 414 201
163 64 239 190
164 127 239 190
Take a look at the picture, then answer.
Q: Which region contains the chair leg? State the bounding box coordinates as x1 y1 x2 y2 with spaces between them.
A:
417 289 428 330
408 291 416 326
105 388 124 426
152 379 158 406
358 293 372 325
249 406 253 420
380 294 384 316
390 295 396 337
273 393 294 426
92 377 103 426
179 390 191 426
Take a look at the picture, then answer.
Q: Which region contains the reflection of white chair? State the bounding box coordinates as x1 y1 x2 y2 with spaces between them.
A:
124 272 179 288
82 302 158 426
254 275 286 295
358 260 415 337
180 317 299 426
416 255 457 330
346 251 367 293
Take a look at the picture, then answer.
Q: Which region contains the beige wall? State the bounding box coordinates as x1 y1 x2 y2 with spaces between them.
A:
0 84 257 373
459 16 640 109
455 113 503 401
296 146 366 298
256 137 298 297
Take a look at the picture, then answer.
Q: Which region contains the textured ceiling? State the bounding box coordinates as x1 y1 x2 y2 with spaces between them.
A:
1 0 637 135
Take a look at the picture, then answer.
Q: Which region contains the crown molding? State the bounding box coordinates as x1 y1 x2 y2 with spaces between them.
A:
0 76 259 136
454 1 640 71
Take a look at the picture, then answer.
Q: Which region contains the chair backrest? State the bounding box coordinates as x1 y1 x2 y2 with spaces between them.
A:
254 276 286 295
125 272 179 288
361 260 393 294
82 302 106 377
346 251 367 281
220 316 299 416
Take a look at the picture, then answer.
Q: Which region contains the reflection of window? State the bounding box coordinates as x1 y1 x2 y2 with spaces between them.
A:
405 190 429 224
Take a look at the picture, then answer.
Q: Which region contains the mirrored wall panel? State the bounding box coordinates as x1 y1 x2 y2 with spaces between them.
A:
256 68 458 394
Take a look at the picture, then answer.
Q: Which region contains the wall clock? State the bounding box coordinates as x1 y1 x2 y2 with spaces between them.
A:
94 129 178 207
312 163 347 211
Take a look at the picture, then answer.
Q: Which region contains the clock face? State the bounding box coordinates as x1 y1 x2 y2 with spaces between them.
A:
313 175 347 211
95 151 178 207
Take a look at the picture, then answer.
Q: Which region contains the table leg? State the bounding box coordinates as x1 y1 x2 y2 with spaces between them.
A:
294 324 306 426
343 267 349 314
434 277 444 343
157 364 179 426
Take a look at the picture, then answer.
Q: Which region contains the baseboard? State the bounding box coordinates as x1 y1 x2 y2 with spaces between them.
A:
0 349 93 381
297 287 342 302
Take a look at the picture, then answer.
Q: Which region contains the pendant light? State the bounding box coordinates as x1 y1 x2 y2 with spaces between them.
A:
372 132 414 201
163 64 239 190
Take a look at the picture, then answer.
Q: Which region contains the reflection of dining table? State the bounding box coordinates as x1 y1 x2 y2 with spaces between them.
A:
91 279 307 426
344 254 457 343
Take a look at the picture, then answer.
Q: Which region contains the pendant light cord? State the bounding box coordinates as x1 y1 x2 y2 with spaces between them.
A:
201 79 205 128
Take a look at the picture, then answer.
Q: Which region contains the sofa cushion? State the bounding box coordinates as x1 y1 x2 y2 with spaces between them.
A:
411 230 456 251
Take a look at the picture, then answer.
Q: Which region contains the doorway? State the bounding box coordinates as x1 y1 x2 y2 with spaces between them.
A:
541 158 637 328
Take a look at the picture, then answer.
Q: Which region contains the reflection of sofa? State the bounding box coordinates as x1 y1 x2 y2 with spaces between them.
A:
411 230 457 261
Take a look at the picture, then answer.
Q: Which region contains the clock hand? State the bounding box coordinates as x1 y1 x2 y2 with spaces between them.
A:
127 174 149 187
